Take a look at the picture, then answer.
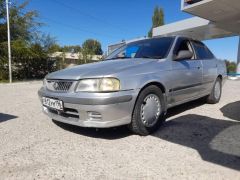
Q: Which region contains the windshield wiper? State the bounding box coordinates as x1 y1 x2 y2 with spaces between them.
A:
106 56 130 60
106 55 162 60
141 55 162 59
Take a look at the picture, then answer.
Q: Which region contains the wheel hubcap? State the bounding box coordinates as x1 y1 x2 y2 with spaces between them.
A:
214 81 221 100
140 94 161 127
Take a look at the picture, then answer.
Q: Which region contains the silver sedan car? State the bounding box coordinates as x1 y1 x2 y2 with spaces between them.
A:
38 36 227 135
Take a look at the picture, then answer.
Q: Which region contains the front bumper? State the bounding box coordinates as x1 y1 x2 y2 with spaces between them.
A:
38 87 138 128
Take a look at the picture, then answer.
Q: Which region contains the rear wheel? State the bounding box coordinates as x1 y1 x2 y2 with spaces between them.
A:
206 77 222 104
128 85 166 136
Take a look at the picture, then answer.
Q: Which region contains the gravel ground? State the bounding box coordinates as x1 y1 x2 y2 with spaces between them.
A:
0 80 239 180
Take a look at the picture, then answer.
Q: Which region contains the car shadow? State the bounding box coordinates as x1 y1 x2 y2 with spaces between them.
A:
153 114 240 170
52 99 240 170
220 101 240 121
52 120 132 140
0 113 18 123
166 98 206 118
53 99 206 139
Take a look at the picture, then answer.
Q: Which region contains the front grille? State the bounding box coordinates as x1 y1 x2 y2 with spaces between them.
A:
46 80 73 92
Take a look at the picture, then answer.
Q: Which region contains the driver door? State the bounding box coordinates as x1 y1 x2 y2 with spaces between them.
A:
170 38 203 103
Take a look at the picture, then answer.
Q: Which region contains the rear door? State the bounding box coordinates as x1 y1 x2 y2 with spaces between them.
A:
170 38 203 103
192 41 217 94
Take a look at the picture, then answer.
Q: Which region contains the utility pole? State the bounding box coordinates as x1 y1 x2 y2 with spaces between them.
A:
237 36 240 77
6 0 12 83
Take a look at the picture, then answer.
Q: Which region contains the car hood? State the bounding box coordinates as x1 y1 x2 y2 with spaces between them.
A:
46 58 157 80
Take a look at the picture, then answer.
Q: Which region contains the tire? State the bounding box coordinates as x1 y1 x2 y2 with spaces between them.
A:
206 77 222 104
128 85 166 136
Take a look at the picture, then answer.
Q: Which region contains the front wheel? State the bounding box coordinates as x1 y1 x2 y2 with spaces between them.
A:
128 85 166 136
206 78 222 104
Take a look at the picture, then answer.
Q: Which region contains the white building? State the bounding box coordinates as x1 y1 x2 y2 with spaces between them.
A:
49 52 102 66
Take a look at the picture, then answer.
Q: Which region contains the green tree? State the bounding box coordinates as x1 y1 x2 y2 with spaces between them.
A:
79 39 103 64
61 45 81 53
148 6 164 37
82 39 103 55
0 0 57 81
0 0 40 42
224 60 236 74
48 44 61 54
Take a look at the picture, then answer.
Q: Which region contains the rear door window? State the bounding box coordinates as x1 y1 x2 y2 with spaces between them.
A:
192 41 214 59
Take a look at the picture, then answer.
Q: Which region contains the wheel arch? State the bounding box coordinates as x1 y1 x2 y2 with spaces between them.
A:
133 81 168 115
140 81 166 94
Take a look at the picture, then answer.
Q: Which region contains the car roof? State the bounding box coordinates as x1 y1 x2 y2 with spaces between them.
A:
127 35 202 44
127 36 176 45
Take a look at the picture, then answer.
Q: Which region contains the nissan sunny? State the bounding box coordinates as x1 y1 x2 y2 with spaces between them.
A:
38 36 227 135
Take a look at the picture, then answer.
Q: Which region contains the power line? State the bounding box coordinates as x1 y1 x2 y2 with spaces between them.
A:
18 10 125 40
50 0 133 34
41 16 123 39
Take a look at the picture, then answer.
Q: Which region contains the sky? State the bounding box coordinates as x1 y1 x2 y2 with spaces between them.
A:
21 0 239 61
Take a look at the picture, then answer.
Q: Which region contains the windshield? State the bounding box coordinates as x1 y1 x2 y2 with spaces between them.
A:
106 37 174 60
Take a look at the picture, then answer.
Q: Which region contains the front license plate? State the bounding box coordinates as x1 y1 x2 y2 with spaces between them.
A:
42 97 63 111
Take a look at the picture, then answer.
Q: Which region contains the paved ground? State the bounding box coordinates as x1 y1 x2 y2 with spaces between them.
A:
0 80 239 180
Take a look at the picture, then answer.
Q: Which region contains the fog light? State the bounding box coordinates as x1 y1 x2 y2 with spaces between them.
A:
87 111 102 121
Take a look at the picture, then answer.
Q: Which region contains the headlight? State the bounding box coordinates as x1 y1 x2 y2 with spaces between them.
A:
76 78 120 92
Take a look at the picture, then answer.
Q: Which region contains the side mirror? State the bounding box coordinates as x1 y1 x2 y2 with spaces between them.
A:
175 50 193 61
